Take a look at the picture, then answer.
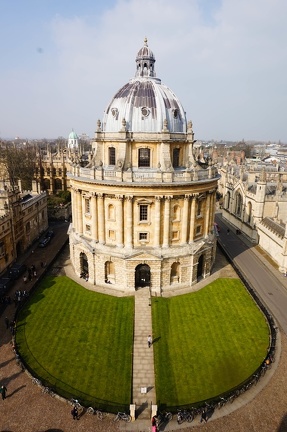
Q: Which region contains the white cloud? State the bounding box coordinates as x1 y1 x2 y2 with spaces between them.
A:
1 0 287 141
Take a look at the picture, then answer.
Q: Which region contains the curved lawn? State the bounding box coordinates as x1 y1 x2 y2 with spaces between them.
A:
16 276 134 411
152 279 270 408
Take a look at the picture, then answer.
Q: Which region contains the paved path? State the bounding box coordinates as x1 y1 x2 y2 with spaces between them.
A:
132 288 156 420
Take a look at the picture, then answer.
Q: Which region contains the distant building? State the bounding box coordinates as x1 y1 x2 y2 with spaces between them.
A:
0 179 48 275
218 159 287 272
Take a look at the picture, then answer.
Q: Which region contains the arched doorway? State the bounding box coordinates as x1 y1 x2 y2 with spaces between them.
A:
80 252 89 276
135 264 151 289
197 254 204 280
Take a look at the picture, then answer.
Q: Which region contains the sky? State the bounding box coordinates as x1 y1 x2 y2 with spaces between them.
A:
0 0 286 142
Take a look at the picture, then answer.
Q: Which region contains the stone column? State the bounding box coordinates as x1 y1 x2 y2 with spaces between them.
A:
204 193 211 236
97 193 105 244
126 196 133 249
71 188 77 231
189 195 196 243
77 189 83 235
91 193 98 242
162 196 171 248
154 196 161 248
181 195 189 245
116 195 124 247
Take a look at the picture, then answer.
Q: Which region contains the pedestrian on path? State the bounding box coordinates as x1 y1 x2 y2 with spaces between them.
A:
0 385 7 400
71 406 79 420
200 409 207 423
147 335 152 348
5 317 9 329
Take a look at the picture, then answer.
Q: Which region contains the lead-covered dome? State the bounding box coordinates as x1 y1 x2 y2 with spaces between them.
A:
102 38 187 134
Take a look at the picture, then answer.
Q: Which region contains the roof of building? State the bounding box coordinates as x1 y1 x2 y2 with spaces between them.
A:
102 38 187 134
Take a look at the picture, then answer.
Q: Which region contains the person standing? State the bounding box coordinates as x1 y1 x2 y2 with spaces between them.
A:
71 406 79 420
147 335 152 348
4 317 9 329
0 385 7 400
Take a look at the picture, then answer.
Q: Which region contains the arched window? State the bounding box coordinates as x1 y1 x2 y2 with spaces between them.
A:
235 192 242 217
247 201 252 224
170 262 180 284
109 147 116 165
26 221 31 234
108 204 115 220
105 261 115 284
173 205 181 221
138 148 150 167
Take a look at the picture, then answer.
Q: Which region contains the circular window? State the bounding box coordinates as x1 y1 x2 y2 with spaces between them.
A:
141 107 150 117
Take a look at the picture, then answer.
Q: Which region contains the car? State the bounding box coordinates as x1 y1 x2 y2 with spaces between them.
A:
0 277 14 292
8 263 27 280
39 237 51 248
45 230 54 239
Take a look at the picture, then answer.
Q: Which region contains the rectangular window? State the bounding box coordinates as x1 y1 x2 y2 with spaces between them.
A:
173 148 180 168
85 224 91 233
85 198 90 213
109 230 116 240
138 148 150 167
109 147 116 165
196 225 201 234
197 200 202 216
139 204 148 221
139 232 148 240
172 231 179 240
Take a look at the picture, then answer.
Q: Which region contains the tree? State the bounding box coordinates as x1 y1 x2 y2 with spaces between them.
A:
0 143 37 190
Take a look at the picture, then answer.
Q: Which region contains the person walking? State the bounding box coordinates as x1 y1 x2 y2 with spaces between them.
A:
71 406 79 420
0 385 7 400
147 335 152 348
4 317 9 329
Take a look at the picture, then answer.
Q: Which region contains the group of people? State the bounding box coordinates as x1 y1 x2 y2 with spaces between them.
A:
14 289 29 306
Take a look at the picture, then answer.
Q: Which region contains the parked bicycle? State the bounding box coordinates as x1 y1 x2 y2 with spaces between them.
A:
155 410 173 427
86 407 107 420
32 377 42 386
69 398 83 412
113 412 131 422
42 387 56 397
177 408 193 424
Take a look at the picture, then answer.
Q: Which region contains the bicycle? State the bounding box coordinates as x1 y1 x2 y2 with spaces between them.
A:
42 387 56 397
86 407 106 420
113 412 131 422
155 410 173 427
177 409 193 424
32 377 42 386
69 398 83 412
15 357 25 372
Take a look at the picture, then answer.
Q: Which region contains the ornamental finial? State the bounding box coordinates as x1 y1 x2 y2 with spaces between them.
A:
144 37 148 46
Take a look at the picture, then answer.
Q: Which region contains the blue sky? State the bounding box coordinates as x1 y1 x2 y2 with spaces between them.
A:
0 0 286 142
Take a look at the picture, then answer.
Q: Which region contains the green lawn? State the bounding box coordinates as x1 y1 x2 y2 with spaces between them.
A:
16 276 134 411
152 278 270 408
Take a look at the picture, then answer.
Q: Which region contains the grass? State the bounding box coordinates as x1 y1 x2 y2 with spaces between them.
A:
16 276 134 411
152 278 270 408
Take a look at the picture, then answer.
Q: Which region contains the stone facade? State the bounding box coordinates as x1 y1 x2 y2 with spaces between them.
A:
68 40 219 294
218 160 287 273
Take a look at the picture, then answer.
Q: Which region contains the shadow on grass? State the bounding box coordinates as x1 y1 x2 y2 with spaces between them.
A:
152 336 161 344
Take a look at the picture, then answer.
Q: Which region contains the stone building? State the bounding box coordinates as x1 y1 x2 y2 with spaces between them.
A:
0 179 48 275
218 160 287 272
68 39 219 295
34 131 88 195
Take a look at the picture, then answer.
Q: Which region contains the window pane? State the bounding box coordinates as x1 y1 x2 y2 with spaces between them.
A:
138 148 150 167
140 205 148 221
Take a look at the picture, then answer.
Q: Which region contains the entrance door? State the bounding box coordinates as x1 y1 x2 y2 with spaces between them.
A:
197 254 204 280
135 264 151 289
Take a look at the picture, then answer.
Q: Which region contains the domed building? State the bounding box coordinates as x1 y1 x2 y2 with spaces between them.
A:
68 39 219 294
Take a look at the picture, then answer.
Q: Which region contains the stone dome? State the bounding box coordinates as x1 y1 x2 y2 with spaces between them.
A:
102 38 187 134
68 129 79 149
